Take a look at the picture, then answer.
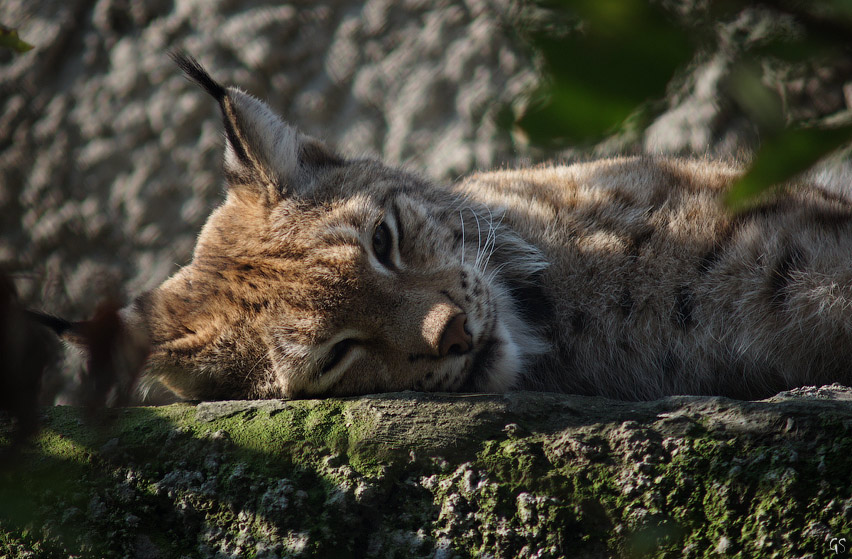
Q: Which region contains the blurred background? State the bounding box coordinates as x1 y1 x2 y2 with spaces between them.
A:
2 0 852 403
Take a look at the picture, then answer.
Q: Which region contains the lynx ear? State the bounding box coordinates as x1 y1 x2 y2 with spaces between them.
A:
170 52 343 198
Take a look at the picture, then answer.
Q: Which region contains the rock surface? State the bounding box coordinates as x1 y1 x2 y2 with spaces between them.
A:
3 387 852 558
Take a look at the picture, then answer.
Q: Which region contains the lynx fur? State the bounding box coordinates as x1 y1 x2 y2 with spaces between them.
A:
92 55 852 400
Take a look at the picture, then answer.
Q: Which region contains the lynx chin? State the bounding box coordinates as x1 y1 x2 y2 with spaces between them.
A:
45 55 852 401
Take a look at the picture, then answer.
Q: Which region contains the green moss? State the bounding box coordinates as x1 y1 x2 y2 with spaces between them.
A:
2 395 852 558
179 399 385 478
409 414 852 558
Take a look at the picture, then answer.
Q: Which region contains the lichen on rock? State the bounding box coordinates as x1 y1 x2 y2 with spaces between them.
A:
2 387 852 558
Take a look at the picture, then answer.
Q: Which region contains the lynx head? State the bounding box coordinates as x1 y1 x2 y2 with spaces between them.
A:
113 54 549 400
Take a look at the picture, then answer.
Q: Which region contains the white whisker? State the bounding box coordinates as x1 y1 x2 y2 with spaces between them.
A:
459 208 466 267
481 209 505 272
244 353 267 382
485 261 510 285
472 208 483 270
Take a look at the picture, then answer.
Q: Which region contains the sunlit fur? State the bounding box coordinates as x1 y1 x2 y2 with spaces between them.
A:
124 57 852 401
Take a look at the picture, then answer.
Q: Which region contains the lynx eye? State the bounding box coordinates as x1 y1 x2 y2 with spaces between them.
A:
372 221 392 265
320 338 356 375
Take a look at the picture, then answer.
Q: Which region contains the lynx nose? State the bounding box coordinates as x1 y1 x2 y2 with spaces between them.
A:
439 313 473 357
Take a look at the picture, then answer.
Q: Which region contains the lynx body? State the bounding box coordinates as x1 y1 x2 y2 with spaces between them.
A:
117 56 852 401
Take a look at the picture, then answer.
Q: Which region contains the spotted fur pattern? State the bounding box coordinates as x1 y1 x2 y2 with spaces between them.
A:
117 56 852 401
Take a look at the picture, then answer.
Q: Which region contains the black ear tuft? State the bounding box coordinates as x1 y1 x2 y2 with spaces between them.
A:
168 50 345 198
170 50 252 169
169 51 226 102
25 310 76 336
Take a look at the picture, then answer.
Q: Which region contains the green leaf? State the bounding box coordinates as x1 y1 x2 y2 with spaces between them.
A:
726 124 852 210
517 79 643 145
726 61 785 131
823 0 852 19
517 0 695 145
0 25 33 53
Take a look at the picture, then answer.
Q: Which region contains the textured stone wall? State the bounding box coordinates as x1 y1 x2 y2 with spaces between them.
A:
1 0 539 317
1 0 544 400
3 2 852 398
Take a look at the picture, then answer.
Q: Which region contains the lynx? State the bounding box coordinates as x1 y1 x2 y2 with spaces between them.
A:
46 55 852 401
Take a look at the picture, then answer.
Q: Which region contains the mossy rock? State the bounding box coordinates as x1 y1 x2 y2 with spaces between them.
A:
2 387 852 558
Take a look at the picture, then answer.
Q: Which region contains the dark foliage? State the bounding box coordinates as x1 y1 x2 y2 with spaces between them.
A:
516 0 852 207
0 273 54 454
1 276 150 455
77 298 150 411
